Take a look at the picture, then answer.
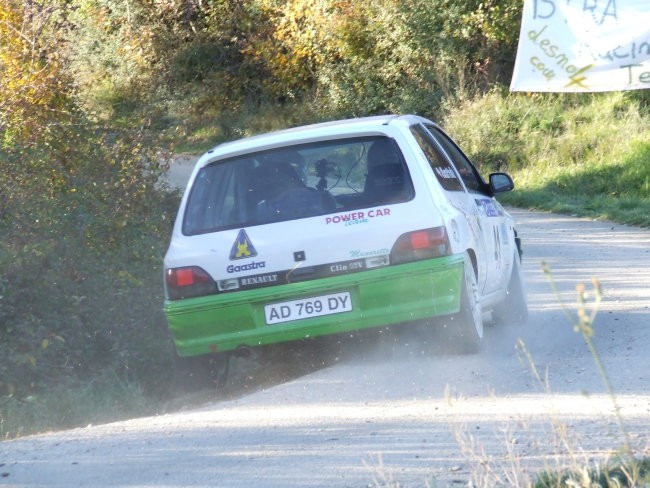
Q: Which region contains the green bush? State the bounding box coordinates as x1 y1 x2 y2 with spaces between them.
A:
0 123 179 403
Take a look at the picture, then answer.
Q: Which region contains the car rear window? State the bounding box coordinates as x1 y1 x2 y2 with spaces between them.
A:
182 136 415 235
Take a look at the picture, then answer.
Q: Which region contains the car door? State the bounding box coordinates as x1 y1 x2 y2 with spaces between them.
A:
422 124 507 295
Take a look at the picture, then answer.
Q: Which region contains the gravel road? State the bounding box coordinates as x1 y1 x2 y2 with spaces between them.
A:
2 166 649 487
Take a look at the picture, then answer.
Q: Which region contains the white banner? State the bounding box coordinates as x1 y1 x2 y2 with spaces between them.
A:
510 0 650 92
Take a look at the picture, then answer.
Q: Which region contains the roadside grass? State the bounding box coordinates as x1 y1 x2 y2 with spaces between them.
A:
502 141 650 227
528 266 649 487
443 90 650 228
0 376 155 438
533 458 650 488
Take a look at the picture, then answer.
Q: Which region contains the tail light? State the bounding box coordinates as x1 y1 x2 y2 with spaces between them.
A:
390 227 451 265
165 266 217 300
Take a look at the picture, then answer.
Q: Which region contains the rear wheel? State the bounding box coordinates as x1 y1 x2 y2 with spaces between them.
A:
493 252 528 326
440 256 483 354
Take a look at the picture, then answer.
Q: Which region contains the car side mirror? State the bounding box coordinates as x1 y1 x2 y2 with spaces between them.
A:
489 173 514 194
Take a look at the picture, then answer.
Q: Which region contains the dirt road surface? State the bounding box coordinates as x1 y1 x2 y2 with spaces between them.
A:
2 167 649 487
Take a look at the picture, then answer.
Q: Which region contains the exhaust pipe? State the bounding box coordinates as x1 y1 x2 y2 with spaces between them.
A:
234 345 252 358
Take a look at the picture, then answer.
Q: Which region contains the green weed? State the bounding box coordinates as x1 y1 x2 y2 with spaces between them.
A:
1 373 153 439
525 265 650 487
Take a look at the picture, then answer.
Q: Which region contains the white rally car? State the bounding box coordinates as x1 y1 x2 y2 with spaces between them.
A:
164 114 527 363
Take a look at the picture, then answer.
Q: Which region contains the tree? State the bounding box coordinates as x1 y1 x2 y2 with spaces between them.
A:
0 0 174 400
0 0 70 146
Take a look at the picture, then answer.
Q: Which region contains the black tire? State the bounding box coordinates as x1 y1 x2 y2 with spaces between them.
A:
493 252 528 326
440 256 483 354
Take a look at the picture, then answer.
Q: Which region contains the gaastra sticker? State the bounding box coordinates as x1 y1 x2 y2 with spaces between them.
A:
227 261 266 273
230 229 257 260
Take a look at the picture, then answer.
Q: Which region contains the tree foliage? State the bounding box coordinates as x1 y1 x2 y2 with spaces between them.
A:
49 0 522 124
0 0 70 145
177 0 524 116
0 1 176 401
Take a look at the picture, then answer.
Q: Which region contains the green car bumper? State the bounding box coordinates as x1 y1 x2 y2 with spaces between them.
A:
164 254 465 357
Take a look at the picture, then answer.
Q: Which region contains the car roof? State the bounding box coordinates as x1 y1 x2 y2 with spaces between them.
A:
197 114 435 165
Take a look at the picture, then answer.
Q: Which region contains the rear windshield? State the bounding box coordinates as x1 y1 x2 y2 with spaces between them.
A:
182 136 415 235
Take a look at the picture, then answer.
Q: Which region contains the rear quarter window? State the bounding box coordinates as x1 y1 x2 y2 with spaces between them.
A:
423 124 485 193
410 124 464 192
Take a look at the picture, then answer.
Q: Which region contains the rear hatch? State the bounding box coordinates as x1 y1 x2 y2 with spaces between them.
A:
165 135 449 299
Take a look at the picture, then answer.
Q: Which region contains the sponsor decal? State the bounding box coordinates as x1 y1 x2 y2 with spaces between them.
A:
240 273 278 286
217 279 239 291
492 226 501 263
230 229 257 260
435 167 458 179
475 198 499 217
226 261 266 273
329 260 364 273
349 248 390 259
218 257 379 292
325 207 391 226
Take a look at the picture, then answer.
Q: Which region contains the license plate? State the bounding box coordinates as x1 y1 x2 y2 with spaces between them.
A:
264 291 352 325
